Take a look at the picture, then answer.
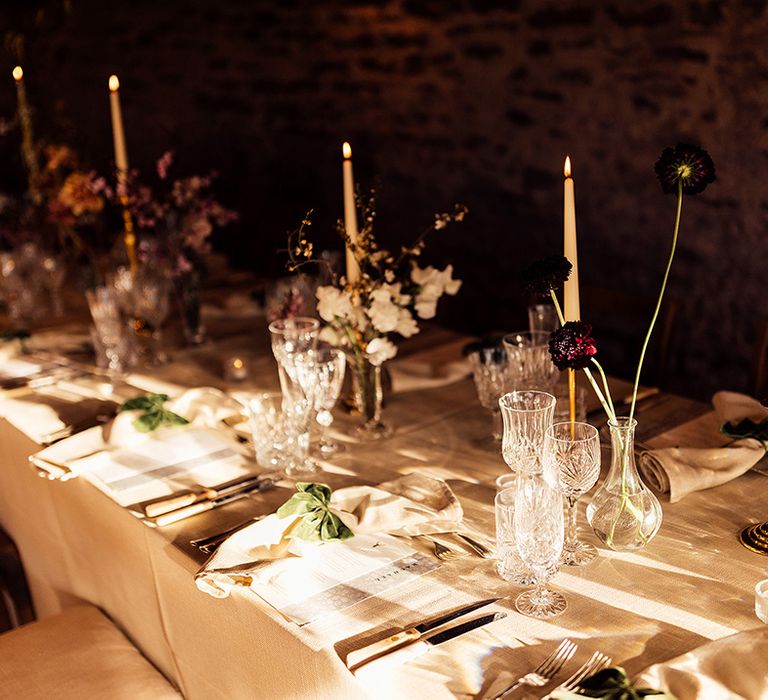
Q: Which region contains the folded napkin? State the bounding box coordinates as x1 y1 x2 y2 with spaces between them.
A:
0 386 116 445
389 357 470 394
638 391 768 503
104 387 243 449
636 627 768 699
195 473 462 598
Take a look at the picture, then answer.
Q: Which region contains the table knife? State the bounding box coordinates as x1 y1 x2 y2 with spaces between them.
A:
149 476 278 527
345 598 499 670
349 612 506 672
143 472 280 518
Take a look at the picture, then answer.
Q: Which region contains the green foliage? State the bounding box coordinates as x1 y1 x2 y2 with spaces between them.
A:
276 483 354 543
551 667 674 700
722 418 768 444
119 393 189 433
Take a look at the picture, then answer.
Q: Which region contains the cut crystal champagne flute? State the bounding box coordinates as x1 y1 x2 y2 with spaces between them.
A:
543 421 601 566
514 472 566 618
499 390 556 475
133 269 171 364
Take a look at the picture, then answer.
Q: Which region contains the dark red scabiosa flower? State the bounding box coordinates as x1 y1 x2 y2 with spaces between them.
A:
549 321 598 371
654 143 716 196
522 255 573 299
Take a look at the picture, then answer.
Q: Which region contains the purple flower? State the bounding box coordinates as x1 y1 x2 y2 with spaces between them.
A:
156 151 174 180
522 256 573 299
654 143 716 196
549 321 597 371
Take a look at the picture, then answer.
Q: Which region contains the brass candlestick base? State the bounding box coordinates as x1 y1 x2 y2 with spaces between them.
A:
739 521 768 556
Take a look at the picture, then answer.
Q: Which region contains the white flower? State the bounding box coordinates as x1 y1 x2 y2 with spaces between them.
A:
411 264 462 319
316 286 352 323
318 325 345 346
395 308 419 338
368 287 400 333
366 337 397 365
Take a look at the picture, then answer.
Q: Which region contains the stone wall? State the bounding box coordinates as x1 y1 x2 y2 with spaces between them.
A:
2 0 767 398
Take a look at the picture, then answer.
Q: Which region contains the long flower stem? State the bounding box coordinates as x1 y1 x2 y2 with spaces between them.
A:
629 180 683 424
590 358 615 415
549 290 616 422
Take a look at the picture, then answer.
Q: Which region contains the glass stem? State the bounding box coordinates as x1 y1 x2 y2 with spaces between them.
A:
566 496 578 549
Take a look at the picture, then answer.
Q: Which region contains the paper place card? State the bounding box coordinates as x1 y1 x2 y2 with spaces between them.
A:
249 534 439 626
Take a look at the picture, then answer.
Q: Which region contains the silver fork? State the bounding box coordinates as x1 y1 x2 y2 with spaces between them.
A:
415 535 462 561
553 651 612 695
490 638 578 699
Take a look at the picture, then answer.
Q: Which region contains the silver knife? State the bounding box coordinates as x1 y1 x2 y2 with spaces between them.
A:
149 475 279 527
346 599 500 670
349 612 507 674
143 471 280 518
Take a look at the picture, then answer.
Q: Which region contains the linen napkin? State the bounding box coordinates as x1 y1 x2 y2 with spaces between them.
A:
636 626 768 699
389 356 470 394
638 391 768 503
103 387 243 449
195 473 462 598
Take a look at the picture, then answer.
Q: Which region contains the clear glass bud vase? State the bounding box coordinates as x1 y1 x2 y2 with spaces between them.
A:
350 354 391 440
586 417 662 551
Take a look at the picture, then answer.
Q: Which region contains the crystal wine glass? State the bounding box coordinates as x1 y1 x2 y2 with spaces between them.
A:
469 347 509 440
86 287 130 375
499 390 556 475
308 346 346 455
514 472 566 618
543 421 601 566
503 330 558 391
41 254 67 317
133 269 172 364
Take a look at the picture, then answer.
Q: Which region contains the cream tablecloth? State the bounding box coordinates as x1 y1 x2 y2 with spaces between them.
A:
1 324 767 699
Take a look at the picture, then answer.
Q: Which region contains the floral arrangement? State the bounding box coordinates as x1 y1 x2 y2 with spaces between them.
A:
111 151 238 276
525 143 716 548
287 190 466 366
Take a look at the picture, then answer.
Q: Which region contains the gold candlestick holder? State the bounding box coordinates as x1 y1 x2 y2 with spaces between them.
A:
739 520 768 556
119 194 138 275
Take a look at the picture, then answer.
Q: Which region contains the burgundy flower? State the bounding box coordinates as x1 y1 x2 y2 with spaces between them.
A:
654 143 716 196
522 255 573 299
549 321 597 371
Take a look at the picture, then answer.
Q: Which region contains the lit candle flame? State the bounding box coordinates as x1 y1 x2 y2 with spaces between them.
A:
233 358 244 369
564 155 572 178
342 141 352 160
12 66 23 82
109 75 120 92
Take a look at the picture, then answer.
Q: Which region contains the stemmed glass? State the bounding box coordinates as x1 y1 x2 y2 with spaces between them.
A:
503 331 558 391
86 287 131 375
499 390 556 474
469 347 508 440
308 346 346 455
268 317 320 475
133 269 172 364
41 254 67 317
514 472 566 618
543 422 602 566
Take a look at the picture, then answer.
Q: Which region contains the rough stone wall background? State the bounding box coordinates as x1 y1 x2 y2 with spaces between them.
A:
1 0 767 398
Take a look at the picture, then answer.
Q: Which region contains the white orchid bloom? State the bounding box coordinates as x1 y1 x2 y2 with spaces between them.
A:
368 287 400 333
316 286 352 323
366 337 398 365
395 308 419 338
411 263 462 319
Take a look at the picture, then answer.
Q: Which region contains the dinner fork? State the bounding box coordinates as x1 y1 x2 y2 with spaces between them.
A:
490 638 577 699
550 650 612 695
415 535 462 561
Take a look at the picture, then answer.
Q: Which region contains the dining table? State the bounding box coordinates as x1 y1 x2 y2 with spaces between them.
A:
1 302 767 699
